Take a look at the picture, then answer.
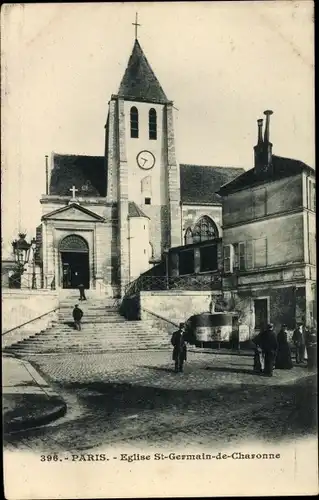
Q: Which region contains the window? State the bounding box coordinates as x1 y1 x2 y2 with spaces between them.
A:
309 233 316 265
179 249 194 275
239 242 246 270
188 216 218 244
252 188 266 218
308 179 316 211
253 238 267 268
149 108 157 140
223 244 234 274
184 227 193 245
130 107 139 138
200 245 218 272
145 197 151 205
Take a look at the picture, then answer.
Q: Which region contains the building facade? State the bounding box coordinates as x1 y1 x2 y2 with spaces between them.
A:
218 111 316 337
37 38 242 296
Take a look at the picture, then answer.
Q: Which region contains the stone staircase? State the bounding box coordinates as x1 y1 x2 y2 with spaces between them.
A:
3 295 171 355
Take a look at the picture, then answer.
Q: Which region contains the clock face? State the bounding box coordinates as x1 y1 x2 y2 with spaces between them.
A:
136 150 156 170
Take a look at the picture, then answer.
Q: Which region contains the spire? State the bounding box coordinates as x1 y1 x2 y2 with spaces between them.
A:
117 39 169 104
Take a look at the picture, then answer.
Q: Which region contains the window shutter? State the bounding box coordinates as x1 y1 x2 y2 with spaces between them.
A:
245 240 254 270
223 244 234 273
238 242 246 270
254 238 267 268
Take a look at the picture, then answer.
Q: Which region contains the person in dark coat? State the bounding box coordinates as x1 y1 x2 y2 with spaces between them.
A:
78 283 87 301
171 323 187 373
275 325 293 369
292 323 306 364
73 304 83 330
305 327 317 370
253 324 278 376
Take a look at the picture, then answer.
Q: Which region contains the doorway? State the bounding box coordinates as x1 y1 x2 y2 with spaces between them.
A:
59 234 90 289
61 251 89 289
254 298 268 332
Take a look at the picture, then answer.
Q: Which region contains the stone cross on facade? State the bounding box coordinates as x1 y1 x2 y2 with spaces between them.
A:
69 186 79 199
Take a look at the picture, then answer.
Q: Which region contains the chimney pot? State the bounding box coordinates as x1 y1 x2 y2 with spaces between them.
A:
263 110 274 143
257 119 263 145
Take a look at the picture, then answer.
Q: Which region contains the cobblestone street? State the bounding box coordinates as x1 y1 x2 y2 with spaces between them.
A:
4 349 317 452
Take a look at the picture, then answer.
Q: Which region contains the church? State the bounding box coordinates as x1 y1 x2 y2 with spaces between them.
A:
37 36 242 298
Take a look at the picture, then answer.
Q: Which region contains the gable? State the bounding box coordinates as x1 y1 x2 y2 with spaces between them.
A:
42 203 105 222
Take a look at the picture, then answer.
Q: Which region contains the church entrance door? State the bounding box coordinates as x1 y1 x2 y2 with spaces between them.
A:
59 235 90 289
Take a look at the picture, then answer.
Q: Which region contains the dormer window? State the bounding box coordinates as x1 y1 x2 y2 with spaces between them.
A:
130 106 139 138
149 108 157 140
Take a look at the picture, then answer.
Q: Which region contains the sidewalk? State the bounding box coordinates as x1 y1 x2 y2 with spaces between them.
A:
3 354 67 433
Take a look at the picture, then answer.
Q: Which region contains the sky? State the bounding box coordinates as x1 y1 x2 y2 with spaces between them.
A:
1 1 314 257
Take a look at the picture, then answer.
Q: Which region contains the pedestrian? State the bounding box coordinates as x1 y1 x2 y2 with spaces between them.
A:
252 344 264 374
171 323 187 373
275 325 293 369
253 323 278 377
72 304 83 331
78 283 87 301
292 323 306 364
305 327 317 370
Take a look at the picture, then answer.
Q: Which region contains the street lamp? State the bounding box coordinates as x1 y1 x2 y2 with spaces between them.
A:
31 237 37 289
11 233 32 289
12 233 32 270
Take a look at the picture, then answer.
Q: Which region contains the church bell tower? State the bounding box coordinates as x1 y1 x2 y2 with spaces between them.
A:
105 16 181 294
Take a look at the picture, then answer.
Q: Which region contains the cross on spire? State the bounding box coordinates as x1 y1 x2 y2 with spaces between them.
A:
69 185 79 199
132 12 141 40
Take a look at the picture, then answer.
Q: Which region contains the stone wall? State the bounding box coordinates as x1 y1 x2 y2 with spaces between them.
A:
139 290 215 325
2 290 59 347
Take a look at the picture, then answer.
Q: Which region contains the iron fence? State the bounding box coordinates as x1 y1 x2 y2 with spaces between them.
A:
5 272 55 290
125 273 222 297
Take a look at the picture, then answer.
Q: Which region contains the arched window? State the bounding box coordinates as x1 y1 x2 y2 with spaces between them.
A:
130 106 139 138
184 227 193 245
192 216 218 243
149 108 157 140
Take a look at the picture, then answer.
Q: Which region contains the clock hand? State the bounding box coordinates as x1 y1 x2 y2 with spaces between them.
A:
140 157 147 166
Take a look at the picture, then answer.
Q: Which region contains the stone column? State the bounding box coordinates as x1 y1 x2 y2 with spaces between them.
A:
117 98 129 297
166 103 181 248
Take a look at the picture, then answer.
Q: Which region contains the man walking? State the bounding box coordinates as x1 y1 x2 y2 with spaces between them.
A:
171 323 187 373
78 283 87 301
72 304 83 331
292 323 306 364
253 323 278 377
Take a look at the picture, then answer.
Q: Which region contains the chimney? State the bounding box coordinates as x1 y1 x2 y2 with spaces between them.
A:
254 118 264 169
264 109 273 143
257 118 263 145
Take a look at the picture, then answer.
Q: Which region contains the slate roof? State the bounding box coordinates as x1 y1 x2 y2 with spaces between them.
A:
217 155 315 195
49 155 244 203
117 40 169 104
179 164 244 204
49 154 107 197
128 201 149 219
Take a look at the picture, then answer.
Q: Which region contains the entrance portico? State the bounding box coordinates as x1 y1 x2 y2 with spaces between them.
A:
40 200 115 295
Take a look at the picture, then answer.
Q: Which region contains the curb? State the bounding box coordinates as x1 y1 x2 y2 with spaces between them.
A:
4 396 67 434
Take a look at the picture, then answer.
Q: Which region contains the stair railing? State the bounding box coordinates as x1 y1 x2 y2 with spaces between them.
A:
140 307 179 328
2 307 60 336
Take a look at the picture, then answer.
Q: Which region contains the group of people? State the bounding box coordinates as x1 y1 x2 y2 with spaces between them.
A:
253 322 316 377
171 321 316 375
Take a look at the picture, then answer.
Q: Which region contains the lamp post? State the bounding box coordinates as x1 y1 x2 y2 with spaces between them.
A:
31 237 37 289
11 233 32 288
